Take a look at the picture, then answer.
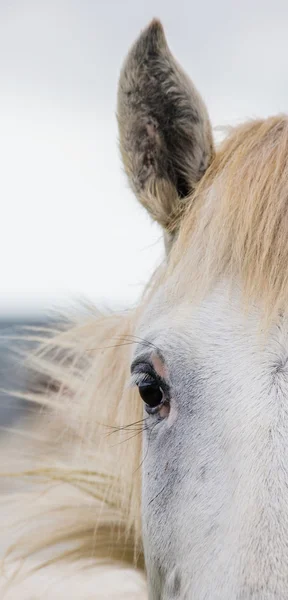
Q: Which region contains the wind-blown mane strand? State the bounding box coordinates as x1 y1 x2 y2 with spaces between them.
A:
0 306 147 595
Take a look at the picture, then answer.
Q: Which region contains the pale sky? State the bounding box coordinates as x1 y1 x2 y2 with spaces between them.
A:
1 0 288 315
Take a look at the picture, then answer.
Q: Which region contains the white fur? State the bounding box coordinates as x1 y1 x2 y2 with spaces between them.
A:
135 282 288 599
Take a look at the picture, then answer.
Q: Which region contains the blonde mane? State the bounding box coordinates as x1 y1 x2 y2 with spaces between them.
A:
0 307 146 594
170 116 288 323
2 116 288 595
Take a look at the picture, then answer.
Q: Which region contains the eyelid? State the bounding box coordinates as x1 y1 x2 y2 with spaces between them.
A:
130 357 154 374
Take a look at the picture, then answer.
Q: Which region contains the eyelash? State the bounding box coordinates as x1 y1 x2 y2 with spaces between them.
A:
130 371 155 388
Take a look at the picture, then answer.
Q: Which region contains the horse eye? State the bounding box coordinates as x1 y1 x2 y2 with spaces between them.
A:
138 380 164 411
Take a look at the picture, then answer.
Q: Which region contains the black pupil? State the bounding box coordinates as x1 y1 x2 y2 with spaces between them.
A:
138 381 163 408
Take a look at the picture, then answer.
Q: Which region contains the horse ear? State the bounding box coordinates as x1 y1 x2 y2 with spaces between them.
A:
117 19 214 242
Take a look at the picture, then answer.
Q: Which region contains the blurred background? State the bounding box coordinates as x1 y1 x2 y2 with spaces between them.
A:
1 0 288 426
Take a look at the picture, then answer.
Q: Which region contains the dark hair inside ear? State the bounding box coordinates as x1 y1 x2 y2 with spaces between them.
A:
175 171 190 199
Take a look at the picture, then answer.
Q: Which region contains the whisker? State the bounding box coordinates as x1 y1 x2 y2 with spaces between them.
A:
105 418 147 436
118 335 158 350
86 341 136 351
148 480 171 506
133 418 159 474
109 429 145 446
86 334 159 353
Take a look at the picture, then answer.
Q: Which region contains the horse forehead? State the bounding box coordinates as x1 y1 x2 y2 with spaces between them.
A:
134 292 221 372
135 300 193 355
138 282 243 341
137 282 288 365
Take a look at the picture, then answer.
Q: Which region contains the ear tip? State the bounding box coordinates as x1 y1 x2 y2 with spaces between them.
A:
147 18 165 36
143 17 166 42
134 18 167 56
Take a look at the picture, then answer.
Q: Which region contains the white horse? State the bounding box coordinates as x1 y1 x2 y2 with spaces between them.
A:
2 18 288 600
